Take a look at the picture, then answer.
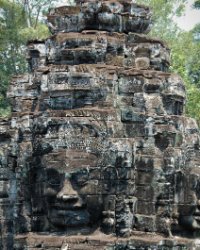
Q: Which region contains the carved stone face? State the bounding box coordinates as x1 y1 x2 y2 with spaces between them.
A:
19 66 198 238
30 130 135 235
177 168 200 232
3 2 200 250
31 147 102 232
40 163 101 230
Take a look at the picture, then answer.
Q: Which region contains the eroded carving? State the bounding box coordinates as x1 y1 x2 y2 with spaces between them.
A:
1 0 200 249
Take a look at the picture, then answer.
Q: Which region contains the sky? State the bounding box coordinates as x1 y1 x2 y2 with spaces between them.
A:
175 0 200 30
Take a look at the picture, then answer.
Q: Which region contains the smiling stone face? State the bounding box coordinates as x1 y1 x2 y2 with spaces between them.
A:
30 150 102 232
30 129 135 235
7 63 200 239
2 1 200 249
176 167 200 232
37 167 94 229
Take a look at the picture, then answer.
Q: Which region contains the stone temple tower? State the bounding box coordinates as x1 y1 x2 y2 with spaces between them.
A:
1 0 200 249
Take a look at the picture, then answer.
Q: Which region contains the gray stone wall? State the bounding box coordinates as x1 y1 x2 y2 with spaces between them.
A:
0 0 200 249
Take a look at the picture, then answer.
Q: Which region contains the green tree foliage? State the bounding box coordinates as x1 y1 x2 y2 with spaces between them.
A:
0 0 27 116
136 0 186 41
136 0 200 124
0 0 53 116
194 0 200 9
170 31 200 123
15 0 57 28
0 0 76 117
192 23 200 41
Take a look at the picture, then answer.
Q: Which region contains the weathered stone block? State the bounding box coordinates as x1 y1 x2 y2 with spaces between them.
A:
47 2 152 34
1 0 200 249
135 214 156 232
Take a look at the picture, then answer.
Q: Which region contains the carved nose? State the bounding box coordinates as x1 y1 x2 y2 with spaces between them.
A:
56 179 79 201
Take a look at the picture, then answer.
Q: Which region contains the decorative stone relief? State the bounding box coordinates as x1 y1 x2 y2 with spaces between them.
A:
0 0 200 249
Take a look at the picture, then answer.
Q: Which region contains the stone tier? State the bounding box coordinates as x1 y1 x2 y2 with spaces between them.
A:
8 67 185 116
47 1 151 34
1 0 200 249
28 32 169 71
14 233 200 250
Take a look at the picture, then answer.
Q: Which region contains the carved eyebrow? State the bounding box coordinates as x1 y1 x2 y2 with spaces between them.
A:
78 168 90 176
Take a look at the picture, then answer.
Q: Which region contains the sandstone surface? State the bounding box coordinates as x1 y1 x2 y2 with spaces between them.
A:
0 0 200 249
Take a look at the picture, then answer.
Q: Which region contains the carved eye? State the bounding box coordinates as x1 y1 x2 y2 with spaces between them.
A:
71 169 89 187
46 168 62 186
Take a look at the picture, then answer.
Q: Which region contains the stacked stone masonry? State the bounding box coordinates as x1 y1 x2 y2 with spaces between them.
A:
0 0 200 249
